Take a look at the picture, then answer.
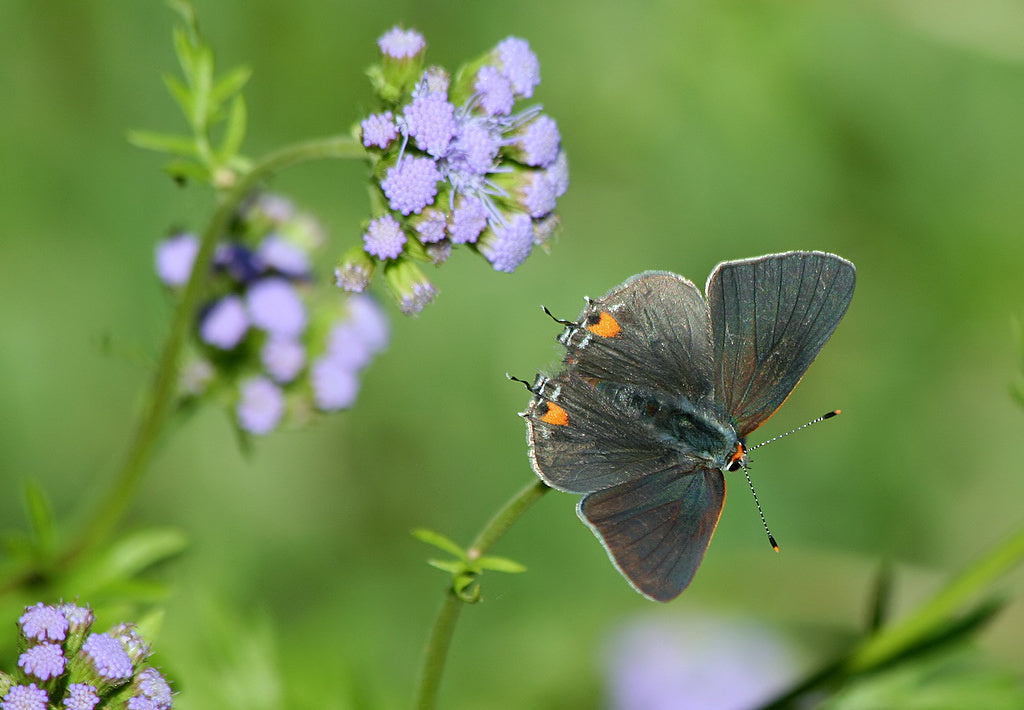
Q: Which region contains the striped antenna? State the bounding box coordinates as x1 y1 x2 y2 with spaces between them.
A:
747 410 840 453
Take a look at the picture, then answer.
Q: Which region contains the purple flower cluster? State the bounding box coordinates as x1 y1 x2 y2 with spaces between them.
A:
155 193 390 435
0 602 172 709
344 27 569 313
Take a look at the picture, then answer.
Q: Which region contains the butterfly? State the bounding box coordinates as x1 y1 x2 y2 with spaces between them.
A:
520 251 856 601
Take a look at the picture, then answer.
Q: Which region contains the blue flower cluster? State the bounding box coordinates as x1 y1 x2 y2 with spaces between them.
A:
338 27 569 314
155 194 389 435
0 602 171 710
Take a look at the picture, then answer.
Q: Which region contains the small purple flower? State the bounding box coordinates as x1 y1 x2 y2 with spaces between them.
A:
262 337 306 383
128 668 172 710
18 643 66 680
403 91 457 158
154 233 199 287
1 684 48 710
385 260 438 315
424 240 452 264
513 115 561 167
362 214 407 260
335 263 371 292
545 150 569 197
311 358 360 411
57 603 94 633
521 171 558 218
245 278 307 338
378 26 425 60
19 603 69 642
199 295 249 350
474 65 515 116
81 633 133 682
346 295 390 354
258 235 310 277
326 322 373 371
214 242 264 283
414 209 447 243
449 195 489 244
237 376 285 435
250 193 295 224
496 37 540 98
449 120 501 177
361 111 398 149
479 213 534 273
110 624 151 665
63 684 100 710
381 156 441 216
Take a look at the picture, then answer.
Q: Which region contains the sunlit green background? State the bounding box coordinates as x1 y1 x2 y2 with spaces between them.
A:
3 1 1024 708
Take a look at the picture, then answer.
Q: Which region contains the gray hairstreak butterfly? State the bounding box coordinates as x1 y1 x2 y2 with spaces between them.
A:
519 251 855 601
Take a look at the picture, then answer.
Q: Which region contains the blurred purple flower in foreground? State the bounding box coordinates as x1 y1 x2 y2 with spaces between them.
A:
605 614 801 710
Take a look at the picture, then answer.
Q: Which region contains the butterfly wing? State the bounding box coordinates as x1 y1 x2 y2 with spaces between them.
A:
578 465 726 601
523 271 718 495
558 271 715 400
707 251 855 437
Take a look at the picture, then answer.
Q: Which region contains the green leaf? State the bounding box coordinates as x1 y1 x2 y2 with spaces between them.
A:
217 95 247 163
22 479 57 556
412 528 467 560
163 159 211 184
426 559 463 575
172 26 197 80
475 555 527 574
65 528 188 595
211 65 252 104
162 73 194 120
453 573 480 603
126 129 199 157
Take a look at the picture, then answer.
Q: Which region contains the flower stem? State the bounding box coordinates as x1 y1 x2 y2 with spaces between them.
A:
414 478 549 710
60 135 364 567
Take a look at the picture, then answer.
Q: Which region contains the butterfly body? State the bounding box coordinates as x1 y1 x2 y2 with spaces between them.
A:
521 252 855 601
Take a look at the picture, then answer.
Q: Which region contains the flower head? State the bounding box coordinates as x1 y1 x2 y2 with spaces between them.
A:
18 644 65 681
362 214 407 260
403 90 457 158
245 278 307 338
199 295 249 350
236 376 285 435
1 684 49 710
495 37 540 98
81 633 133 683
381 157 441 216
19 603 69 643
361 111 397 149
155 233 199 287
63 684 100 710
478 213 534 273
378 27 425 60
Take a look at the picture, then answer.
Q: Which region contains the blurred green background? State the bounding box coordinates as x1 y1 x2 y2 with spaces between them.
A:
3 1 1024 707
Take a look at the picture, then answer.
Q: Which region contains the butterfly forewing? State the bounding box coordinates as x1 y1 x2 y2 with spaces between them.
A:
707 251 855 437
563 271 715 401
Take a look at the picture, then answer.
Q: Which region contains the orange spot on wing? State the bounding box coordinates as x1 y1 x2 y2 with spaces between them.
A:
539 401 569 426
587 311 621 338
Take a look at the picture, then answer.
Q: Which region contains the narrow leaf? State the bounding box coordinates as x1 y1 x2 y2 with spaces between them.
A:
475 555 527 574
217 95 247 162
162 74 193 119
211 65 252 104
412 528 466 559
126 130 199 157
426 559 463 575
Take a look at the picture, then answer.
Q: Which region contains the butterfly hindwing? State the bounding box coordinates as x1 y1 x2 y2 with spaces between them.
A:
707 251 855 437
524 370 704 495
578 464 726 602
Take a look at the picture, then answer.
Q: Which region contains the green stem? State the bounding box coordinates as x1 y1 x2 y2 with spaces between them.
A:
758 523 1024 708
61 135 364 566
414 479 549 710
